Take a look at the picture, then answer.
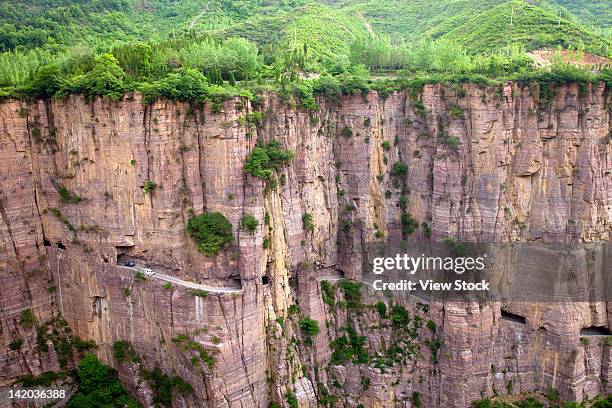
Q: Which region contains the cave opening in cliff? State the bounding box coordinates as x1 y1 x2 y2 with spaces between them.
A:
262 275 269 285
501 309 526 324
43 238 51 247
116 246 135 265
580 326 611 336
57 242 66 250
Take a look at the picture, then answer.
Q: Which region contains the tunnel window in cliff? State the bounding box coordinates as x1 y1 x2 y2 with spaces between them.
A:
580 326 611 336
116 246 135 266
501 309 526 324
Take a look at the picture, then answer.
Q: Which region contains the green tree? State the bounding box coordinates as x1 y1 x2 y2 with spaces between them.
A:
140 68 209 103
67 353 140 408
245 140 295 180
187 212 233 256
299 317 320 336
28 64 64 98
241 214 259 233
73 53 127 100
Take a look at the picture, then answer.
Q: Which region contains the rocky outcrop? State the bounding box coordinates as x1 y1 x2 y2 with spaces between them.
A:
0 81 610 407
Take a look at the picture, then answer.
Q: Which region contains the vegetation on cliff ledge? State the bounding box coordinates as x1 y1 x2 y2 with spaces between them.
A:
187 212 233 256
67 353 141 408
241 213 260 233
245 140 295 180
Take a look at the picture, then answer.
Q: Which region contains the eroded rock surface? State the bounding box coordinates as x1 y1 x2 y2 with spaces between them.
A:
0 82 610 407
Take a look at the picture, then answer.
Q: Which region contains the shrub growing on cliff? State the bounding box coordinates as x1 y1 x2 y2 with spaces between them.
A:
191 289 209 298
245 140 295 180
516 397 544 408
143 180 157 193
411 392 422 408
112 341 140 363
187 212 233 256
473 399 493 408
9 338 23 350
140 367 193 407
18 371 61 387
299 317 320 336
592 395 612 408
439 131 460 151
330 325 369 365
20 309 36 329
443 237 467 257
241 214 259 233
285 391 299 408
401 212 419 235
449 106 464 119
237 111 263 128
320 280 335 306
302 213 314 233
67 353 140 408
338 280 362 308
58 185 82 203
390 305 409 327
391 162 408 177
341 126 353 138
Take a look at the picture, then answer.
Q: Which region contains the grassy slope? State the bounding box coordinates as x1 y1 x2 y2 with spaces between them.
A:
435 0 611 55
332 0 508 41
0 0 609 58
548 0 612 30
0 0 208 51
283 4 368 57
331 0 610 55
212 3 369 61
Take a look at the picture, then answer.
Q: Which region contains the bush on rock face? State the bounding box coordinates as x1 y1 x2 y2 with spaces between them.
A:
187 212 233 256
241 213 259 233
245 140 294 180
299 317 320 336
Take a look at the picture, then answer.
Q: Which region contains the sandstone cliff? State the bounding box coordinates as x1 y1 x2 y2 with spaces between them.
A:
0 81 610 407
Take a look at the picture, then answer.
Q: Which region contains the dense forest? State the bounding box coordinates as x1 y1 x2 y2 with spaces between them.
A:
0 0 610 103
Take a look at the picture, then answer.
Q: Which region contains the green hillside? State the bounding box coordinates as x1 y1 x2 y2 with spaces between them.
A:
0 1 308 52
548 0 612 31
331 0 610 56
330 0 508 41
433 1 610 55
0 0 610 102
2 0 610 57
217 4 368 59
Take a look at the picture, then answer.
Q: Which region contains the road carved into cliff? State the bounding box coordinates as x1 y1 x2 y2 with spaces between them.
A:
122 266 243 294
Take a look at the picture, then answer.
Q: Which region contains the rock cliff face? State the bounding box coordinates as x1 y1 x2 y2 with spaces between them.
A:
0 82 610 407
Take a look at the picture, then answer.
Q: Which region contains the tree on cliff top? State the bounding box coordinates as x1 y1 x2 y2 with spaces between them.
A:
70 53 127 100
187 212 233 256
140 68 210 103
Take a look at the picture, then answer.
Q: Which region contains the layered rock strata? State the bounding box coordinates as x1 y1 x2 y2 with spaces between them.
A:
0 81 610 407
